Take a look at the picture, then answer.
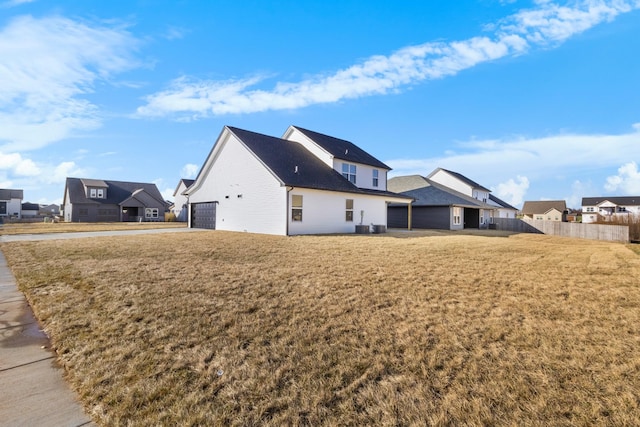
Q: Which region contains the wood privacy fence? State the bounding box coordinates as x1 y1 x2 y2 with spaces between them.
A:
492 218 630 243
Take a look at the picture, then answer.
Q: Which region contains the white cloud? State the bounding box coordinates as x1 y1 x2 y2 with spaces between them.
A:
494 175 530 207
0 15 141 151
136 0 640 119
1 0 35 8
605 162 640 194
47 161 84 184
387 123 640 201
181 163 199 178
0 152 40 176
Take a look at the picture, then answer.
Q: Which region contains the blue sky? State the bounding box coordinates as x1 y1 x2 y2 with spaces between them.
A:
1 0 639 209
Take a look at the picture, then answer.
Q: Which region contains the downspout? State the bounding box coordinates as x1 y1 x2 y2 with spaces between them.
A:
285 186 293 236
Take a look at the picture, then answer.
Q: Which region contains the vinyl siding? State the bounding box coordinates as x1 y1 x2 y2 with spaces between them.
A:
288 188 389 235
188 133 287 235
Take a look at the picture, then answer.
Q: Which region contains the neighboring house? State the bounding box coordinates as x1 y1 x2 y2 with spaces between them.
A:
62 178 168 222
521 200 567 221
387 174 497 230
21 202 40 218
487 194 518 218
581 196 640 224
0 188 23 220
184 125 412 235
39 204 60 216
171 179 194 221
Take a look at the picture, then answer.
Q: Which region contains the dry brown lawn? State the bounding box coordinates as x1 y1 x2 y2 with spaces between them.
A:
4 230 640 426
0 221 186 235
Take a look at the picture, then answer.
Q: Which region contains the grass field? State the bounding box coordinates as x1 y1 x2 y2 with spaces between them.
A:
3 229 640 425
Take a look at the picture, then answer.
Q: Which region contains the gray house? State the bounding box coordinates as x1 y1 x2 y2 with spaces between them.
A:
387 174 496 230
0 188 23 220
63 178 168 222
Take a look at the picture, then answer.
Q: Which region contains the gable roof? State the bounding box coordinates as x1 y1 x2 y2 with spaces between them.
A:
488 194 518 211
290 126 391 170
388 175 494 208
582 196 640 206
173 178 195 197
521 200 566 215
0 189 23 200
427 168 491 192
65 178 168 207
227 127 409 200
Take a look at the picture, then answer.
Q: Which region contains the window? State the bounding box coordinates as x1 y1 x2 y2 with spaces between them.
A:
372 169 379 187
90 188 97 198
345 199 354 222
0 201 6 215
291 195 303 222
342 163 356 184
586 207 594 212
145 208 159 219
453 207 461 225
97 188 104 198
618 206 627 212
480 210 484 224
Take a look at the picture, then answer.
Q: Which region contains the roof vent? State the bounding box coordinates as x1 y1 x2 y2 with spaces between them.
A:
345 149 349 154
294 165 299 174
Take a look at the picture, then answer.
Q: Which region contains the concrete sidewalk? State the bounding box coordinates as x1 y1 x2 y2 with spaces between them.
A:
0 251 95 426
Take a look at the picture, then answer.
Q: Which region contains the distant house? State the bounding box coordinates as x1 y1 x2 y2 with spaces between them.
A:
21 202 40 218
184 125 412 235
171 179 194 222
39 204 60 216
62 178 168 223
387 172 497 230
521 200 567 221
581 196 640 224
0 189 23 220
487 194 518 218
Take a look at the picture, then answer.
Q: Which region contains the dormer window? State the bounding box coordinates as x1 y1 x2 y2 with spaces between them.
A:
90 188 97 198
342 163 356 184
97 189 104 198
89 187 106 199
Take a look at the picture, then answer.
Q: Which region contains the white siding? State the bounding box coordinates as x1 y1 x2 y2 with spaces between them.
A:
172 182 190 221
189 134 287 235
284 127 333 167
429 169 473 196
288 188 389 235
331 159 387 191
4 198 22 218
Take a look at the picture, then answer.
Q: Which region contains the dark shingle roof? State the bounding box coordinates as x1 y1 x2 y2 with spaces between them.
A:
489 194 518 210
174 179 195 196
228 127 408 199
21 202 39 210
65 178 167 207
388 175 492 208
291 126 390 170
428 168 491 192
582 196 640 206
0 189 23 200
521 200 566 215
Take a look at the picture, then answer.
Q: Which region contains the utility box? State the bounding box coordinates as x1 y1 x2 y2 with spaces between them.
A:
372 224 386 234
355 225 370 234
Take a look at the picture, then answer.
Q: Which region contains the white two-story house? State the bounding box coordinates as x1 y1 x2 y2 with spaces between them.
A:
184 125 412 235
581 196 640 223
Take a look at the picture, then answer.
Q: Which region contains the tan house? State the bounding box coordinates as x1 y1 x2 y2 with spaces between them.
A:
521 200 567 221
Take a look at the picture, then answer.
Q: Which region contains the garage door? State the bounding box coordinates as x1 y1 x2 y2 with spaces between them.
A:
191 202 216 229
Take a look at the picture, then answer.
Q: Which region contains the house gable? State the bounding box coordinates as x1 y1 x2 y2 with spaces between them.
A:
284 126 390 191
427 168 491 202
